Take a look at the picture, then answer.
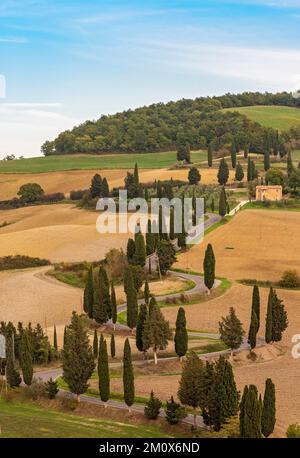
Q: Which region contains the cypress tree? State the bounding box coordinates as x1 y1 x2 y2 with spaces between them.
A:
101 177 109 197
144 279 150 305
46 378 59 399
261 378 276 438
6 335 21 388
90 173 102 198
271 290 288 342
123 338 135 412
219 307 244 355
247 156 252 182
248 309 258 350
218 186 227 218
93 329 98 359
170 207 175 240
143 301 172 364
207 365 227 431
83 266 94 318
165 396 187 424
264 148 270 171
211 197 215 213
99 266 111 320
62 312 95 400
244 143 249 158
136 303 148 354
208 143 213 167
251 285 260 331
110 281 117 331
146 219 156 256
134 232 146 267
235 162 244 182
174 307 188 360
144 391 162 419
53 325 58 352
98 334 110 405
93 285 108 325
188 167 201 185
219 357 239 417
240 384 262 438
265 287 273 344
20 331 33 386
110 333 116 358
287 150 294 178
231 141 237 168
203 243 216 293
217 158 229 185
63 326 67 349
239 385 249 437
125 267 138 330
178 352 205 426
134 162 139 188
127 238 136 264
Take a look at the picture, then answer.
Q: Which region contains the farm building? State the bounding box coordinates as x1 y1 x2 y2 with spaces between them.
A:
256 185 282 201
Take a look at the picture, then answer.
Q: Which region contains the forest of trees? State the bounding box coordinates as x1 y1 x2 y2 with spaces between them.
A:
41 91 299 156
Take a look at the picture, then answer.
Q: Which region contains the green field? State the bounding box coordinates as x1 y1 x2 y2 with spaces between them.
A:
223 105 300 131
0 151 206 174
0 398 172 438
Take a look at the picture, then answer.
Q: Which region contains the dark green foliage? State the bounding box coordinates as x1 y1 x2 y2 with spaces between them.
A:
157 239 176 275
6 335 21 388
264 149 270 171
235 162 244 182
247 157 257 181
208 143 213 167
218 186 227 218
217 158 229 185
0 255 50 271
83 266 94 318
261 378 276 437
53 325 58 353
17 183 44 203
146 220 156 255
126 238 136 264
99 266 111 320
231 141 237 168
144 279 150 305
62 312 95 397
110 282 117 327
287 150 294 178
133 233 146 267
218 357 240 417
46 378 59 399
252 285 260 330
101 177 109 197
178 352 204 425
211 197 215 212
239 385 249 437
188 167 201 185
144 391 162 420
63 326 67 349
20 331 33 386
271 290 288 342
93 329 98 359
240 384 262 438
265 288 273 344
177 143 191 163
174 307 188 358
207 366 227 431
136 303 148 353
90 174 102 198
123 338 135 409
125 267 138 329
165 396 187 425
203 243 215 291
98 334 110 403
248 310 258 350
143 301 172 364
219 307 244 352
110 333 116 358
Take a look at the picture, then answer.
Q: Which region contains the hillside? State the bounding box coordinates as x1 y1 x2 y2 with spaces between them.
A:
42 91 298 156
222 105 300 131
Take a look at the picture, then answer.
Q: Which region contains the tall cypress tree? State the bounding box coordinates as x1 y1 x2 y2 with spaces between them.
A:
174 307 188 360
101 177 109 197
143 302 172 364
6 335 21 388
98 334 110 405
144 279 150 305
287 150 294 178
219 357 240 417
217 158 229 185
20 331 33 386
134 162 139 188
93 329 98 359
146 219 156 256
235 162 244 182
203 243 216 293
126 238 136 264
248 309 258 350
53 325 58 352
123 338 135 412
251 285 260 331
110 281 117 331
218 186 227 218
90 173 102 198
265 287 273 344
208 143 213 167
83 266 94 318
136 303 148 354
63 326 67 349
110 333 116 358
134 232 146 267
178 352 205 426
271 290 288 342
62 312 95 400
264 148 270 171
247 156 252 182
231 141 237 168
239 385 249 437
99 266 111 320
125 267 138 330
240 384 262 438
207 365 227 431
261 378 276 438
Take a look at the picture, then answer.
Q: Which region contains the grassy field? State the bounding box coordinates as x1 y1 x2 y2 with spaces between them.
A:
0 398 172 438
0 151 206 173
222 105 300 131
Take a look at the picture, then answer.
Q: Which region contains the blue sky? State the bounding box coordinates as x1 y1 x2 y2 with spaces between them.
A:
1 0 300 157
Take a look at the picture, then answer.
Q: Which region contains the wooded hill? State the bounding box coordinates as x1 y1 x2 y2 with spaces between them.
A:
42 91 300 156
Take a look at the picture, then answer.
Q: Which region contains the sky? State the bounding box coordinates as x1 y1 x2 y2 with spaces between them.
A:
1 0 300 157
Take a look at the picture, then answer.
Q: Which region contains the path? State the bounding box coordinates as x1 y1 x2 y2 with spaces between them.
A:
228 200 249 216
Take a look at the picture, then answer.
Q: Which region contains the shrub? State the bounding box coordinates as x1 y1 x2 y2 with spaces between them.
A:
286 424 300 438
144 391 162 420
22 378 47 400
40 192 65 203
70 189 89 200
45 378 59 399
18 183 44 203
0 255 50 271
165 396 187 425
279 270 300 289
61 396 79 411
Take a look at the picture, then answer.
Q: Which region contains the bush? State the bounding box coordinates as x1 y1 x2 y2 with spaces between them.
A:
0 255 50 271
144 391 162 420
70 189 89 200
40 192 65 203
22 378 47 400
165 396 187 425
286 424 300 438
61 396 79 411
45 378 59 399
279 270 300 289
18 183 44 203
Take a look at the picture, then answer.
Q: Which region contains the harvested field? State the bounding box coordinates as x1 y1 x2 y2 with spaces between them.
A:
0 204 130 262
178 209 300 281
